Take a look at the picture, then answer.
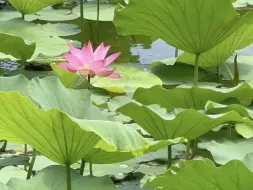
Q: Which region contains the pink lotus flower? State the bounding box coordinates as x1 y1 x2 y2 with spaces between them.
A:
56 41 121 79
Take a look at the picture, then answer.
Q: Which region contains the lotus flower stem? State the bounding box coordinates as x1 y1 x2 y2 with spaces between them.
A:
21 13 25 20
80 0 85 46
233 54 239 86
216 66 220 83
89 163 93 176
167 145 172 168
26 149 37 179
24 144 28 170
227 123 232 140
0 140 7 152
193 54 200 86
66 163 72 190
185 141 191 160
79 159 86 175
174 48 178 57
96 0 100 43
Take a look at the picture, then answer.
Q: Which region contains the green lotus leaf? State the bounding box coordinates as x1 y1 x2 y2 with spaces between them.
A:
0 166 27 185
0 6 38 21
205 101 253 119
132 82 253 111
113 0 253 54
142 160 253 189
92 66 162 93
28 76 111 120
117 102 247 140
73 2 115 21
176 22 253 67
8 0 66 15
28 77 155 163
81 138 186 164
0 18 68 61
5 165 115 190
200 138 253 167
0 33 35 62
0 75 30 143
205 101 253 138
0 91 102 165
0 75 30 96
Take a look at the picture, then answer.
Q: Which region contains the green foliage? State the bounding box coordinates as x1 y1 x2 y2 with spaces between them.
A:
8 0 67 15
0 33 35 62
113 0 253 54
143 159 253 189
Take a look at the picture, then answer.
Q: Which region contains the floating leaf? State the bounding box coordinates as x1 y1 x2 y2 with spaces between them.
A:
200 138 253 166
0 18 68 61
8 0 66 14
41 23 81 37
118 103 247 140
0 166 27 185
142 160 253 189
132 82 253 111
0 33 35 62
114 0 253 54
6 165 115 190
93 66 162 93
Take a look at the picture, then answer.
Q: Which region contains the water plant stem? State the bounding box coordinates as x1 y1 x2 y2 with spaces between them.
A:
233 54 239 86
227 123 232 140
80 0 85 46
175 48 178 57
79 159 86 175
190 139 198 159
24 144 28 170
96 0 100 43
167 145 172 169
217 66 220 83
66 163 72 190
185 141 191 160
21 13 25 20
89 163 93 176
194 54 200 86
0 140 7 152
26 149 37 179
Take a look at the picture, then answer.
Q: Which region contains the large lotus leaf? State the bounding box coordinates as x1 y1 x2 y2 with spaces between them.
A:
0 166 27 185
92 66 162 93
117 102 247 140
73 2 115 21
133 82 253 111
6 165 115 190
200 138 253 166
113 0 253 54
0 75 30 96
205 101 253 119
81 138 186 164
36 8 79 21
0 18 68 61
205 101 253 138
0 91 102 165
142 160 253 189
8 0 67 14
176 22 253 67
0 6 38 21
0 33 35 62
28 76 111 120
